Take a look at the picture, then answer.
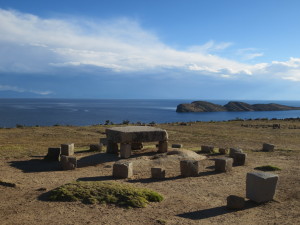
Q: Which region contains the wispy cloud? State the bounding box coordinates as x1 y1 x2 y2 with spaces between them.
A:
0 84 52 95
0 9 300 82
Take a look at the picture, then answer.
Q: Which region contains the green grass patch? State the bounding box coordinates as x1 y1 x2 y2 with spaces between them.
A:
48 181 163 208
254 165 281 171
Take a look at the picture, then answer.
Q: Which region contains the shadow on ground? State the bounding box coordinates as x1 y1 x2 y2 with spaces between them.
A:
9 159 60 173
177 200 257 220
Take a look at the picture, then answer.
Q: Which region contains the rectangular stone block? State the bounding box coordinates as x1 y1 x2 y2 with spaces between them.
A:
106 141 118 154
201 145 214 153
90 144 102 152
61 143 74 156
215 157 233 172
158 141 168 153
113 162 133 179
246 172 279 203
233 152 247 166
120 143 132 159
60 155 77 170
172 144 183 148
227 195 245 210
262 143 275 152
229 148 243 157
44 147 61 161
151 167 166 179
180 160 199 177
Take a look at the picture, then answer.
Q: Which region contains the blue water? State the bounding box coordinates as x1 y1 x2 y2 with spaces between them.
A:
0 99 300 128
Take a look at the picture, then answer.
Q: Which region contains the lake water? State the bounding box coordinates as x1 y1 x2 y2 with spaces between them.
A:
0 99 300 128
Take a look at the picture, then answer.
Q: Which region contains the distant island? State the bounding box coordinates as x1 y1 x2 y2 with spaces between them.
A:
176 101 300 112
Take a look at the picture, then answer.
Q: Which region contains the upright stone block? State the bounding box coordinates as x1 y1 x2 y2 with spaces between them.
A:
233 152 247 166
100 138 107 146
106 141 118 154
120 143 132 158
172 144 183 148
131 142 143 150
44 147 61 161
61 143 74 156
180 160 199 177
158 141 168 153
201 145 214 153
219 148 228 154
113 162 133 179
60 155 77 170
151 167 166 179
227 195 245 210
90 144 102 152
262 143 275 152
246 172 279 203
229 148 243 157
215 157 233 172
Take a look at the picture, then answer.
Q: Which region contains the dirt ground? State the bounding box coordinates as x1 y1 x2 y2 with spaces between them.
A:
1 146 299 225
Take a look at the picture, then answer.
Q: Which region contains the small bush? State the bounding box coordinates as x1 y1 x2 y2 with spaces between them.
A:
254 165 281 171
48 181 163 208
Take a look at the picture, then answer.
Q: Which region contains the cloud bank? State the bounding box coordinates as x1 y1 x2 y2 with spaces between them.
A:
0 8 300 82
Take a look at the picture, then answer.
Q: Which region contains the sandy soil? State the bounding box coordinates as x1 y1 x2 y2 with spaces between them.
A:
1 148 299 225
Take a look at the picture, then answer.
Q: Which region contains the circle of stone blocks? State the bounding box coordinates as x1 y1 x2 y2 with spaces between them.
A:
201 145 214 153
120 143 132 159
180 160 199 177
229 148 243 158
113 162 133 179
99 138 107 146
60 155 77 170
246 172 279 203
262 143 275 152
44 147 61 161
151 167 166 179
227 195 245 210
218 148 228 154
215 157 233 172
172 144 183 148
61 143 74 156
90 144 102 152
233 152 247 166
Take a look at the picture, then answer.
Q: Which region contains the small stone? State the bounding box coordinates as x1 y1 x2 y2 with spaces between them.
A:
61 143 74 156
44 147 61 161
180 160 199 177
229 148 243 158
113 162 133 179
219 148 228 154
201 145 214 153
60 155 77 170
151 167 166 179
172 144 183 148
262 143 275 152
120 143 131 159
215 157 233 172
227 195 245 210
233 152 247 166
90 144 102 151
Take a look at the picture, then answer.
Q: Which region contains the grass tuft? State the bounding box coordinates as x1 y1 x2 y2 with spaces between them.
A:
254 165 281 171
48 181 163 208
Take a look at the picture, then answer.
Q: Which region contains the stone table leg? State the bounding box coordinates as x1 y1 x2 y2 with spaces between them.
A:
106 140 118 154
120 143 132 158
158 141 168 153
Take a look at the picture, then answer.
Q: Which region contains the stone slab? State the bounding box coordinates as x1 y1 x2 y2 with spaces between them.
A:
180 160 199 177
215 157 233 172
246 172 279 203
158 141 168 153
106 126 168 143
113 162 133 179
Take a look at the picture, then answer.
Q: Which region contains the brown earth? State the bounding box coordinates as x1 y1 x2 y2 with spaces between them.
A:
1 120 300 225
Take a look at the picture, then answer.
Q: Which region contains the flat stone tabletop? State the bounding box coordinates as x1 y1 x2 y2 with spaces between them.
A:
106 126 168 143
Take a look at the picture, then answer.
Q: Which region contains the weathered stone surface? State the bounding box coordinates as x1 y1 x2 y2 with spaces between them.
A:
61 143 74 156
215 157 233 172
180 160 199 177
106 126 168 143
201 145 214 153
90 144 102 152
262 143 275 152
60 155 77 170
113 162 133 179
158 141 168 153
131 142 143 150
151 167 166 179
233 152 247 166
227 195 245 210
229 148 243 157
100 138 108 146
106 141 118 154
172 144 183 148
246 172 279 203
120 143 131 159
219 148 228 154
44 147 61 161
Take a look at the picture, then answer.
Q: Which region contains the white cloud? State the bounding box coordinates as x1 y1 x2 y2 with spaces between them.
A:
0 84 52 95
0 9 300 82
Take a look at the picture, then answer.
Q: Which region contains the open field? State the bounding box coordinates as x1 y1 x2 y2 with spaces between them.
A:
1 120 300 224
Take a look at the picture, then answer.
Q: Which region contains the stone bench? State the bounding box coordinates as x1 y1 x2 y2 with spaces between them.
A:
106 126 168 158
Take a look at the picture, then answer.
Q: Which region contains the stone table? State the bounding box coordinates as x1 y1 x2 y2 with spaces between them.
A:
105 126 168 158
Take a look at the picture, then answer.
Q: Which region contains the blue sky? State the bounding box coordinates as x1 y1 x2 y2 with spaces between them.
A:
0 0 299 99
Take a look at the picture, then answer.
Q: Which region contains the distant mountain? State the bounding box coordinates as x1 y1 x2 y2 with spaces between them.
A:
176 101 300 112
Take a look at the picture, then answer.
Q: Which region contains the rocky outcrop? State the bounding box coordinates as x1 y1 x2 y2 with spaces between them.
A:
176 101 300 112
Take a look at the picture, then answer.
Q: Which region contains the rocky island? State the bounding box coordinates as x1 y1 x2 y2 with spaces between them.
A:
176 101 300 112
